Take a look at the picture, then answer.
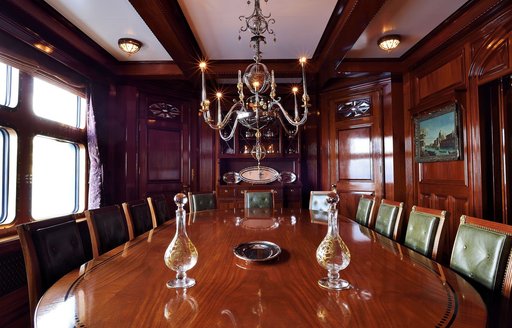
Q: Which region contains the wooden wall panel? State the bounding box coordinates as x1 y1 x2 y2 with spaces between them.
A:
419 161 467 184
417 53 464 102
147 129 181 181
337 127 372 181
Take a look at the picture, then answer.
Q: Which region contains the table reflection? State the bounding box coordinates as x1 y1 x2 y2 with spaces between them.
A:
164 289 198 325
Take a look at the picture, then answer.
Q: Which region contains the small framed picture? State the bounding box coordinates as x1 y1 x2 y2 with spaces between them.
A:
414 103 462 163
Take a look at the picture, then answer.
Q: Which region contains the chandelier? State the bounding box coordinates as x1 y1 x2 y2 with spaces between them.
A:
199 0 310 165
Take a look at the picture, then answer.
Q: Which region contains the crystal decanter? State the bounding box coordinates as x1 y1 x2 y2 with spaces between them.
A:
164 193 198 289
316 191 351 290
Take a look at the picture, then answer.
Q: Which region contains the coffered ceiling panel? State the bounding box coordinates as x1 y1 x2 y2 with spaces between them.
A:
177 0 338 61
44 0 172 61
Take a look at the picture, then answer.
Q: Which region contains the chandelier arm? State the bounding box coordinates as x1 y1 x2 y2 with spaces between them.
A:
272 101 308 127
276 115 299 136
203 101 243 130
219 119 239 141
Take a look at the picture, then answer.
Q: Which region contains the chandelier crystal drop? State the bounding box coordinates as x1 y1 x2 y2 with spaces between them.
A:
199 0 310 165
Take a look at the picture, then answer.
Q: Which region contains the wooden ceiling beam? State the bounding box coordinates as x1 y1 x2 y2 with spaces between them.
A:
205 60 305 78
129 0 203 85
114 62 183 79
336 59 405 74
315 0 387 87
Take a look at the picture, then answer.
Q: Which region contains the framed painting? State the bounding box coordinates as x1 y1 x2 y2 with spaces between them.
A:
414 103 461 163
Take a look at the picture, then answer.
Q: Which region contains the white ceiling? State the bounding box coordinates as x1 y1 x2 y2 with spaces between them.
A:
44 0 172 62
43 0 470 62
177 0 338 61
346 0 469 58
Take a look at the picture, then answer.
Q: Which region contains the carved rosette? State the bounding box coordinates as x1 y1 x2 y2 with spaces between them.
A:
148 103 180 120
336 98 371 120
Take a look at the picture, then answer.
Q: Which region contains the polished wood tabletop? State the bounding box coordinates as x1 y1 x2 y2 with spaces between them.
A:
35 208 486 327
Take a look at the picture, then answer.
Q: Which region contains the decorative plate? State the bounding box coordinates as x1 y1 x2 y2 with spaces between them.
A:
233 241 281 262
239 166 279 184
278 171 296 184
223 171 241 184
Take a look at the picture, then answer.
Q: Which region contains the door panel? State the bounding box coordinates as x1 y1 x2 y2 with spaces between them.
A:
338 127 372 180
329 91 383 219
147 129 181 181
138 95 191 199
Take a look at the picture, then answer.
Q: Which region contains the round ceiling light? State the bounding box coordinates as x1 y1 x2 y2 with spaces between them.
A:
118 38 143 55
377 35 401 52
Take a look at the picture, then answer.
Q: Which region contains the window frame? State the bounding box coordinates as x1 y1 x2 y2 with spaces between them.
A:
0 64 88 234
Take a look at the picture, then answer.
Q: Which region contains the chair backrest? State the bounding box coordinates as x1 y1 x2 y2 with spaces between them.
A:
85 205 129 258
354 195 375 227
243 190 276 209
188 191 216 212
309 191 331 211
373 199 404 240
122 199 154 239
147 194 172 227
17 215 86 322
403 206 446 261
449 215 512 327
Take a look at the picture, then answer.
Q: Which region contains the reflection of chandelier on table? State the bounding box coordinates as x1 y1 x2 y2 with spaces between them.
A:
198 0 310 165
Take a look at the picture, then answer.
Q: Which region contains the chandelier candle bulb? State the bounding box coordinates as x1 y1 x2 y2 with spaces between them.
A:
199 62 207 106
216 92 222 125
292 87 299 121
300 57 308 101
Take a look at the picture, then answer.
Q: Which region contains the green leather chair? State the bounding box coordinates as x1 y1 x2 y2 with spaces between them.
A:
188 192 217 212
354 195 375 227
373 199 404 241
403 206 446 260
449 215 512 327
243 190 275 209
309 191 331 211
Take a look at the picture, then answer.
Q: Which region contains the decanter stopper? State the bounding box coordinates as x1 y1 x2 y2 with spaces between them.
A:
174 192 188 210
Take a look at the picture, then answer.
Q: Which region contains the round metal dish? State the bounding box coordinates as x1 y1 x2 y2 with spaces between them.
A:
233 241 281 262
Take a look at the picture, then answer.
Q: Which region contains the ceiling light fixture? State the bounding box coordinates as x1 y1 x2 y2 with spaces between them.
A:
118 38 143 55
198 0 310 165
378 34 401 52
33 42 54 54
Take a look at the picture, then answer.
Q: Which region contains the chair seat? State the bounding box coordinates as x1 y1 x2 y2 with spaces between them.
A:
309 191 331 211
451 224 511 291
354 195 375 227
404 213 439 258
188 192 217 212
244 191 275 209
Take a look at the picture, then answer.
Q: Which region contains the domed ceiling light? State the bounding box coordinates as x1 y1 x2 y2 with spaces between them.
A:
378 34 401 52
118 38 143 55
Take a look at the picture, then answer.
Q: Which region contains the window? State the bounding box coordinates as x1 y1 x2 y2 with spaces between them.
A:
31 135 85 220
0 127 17 224
0 59 87 228
33 77 86 128
0 61 20 108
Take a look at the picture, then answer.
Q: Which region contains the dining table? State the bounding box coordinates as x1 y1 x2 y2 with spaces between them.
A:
35 208 487 327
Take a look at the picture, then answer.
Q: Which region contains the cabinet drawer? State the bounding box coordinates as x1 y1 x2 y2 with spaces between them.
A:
218 187 236 198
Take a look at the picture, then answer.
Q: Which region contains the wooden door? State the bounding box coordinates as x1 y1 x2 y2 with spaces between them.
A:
138 95 191 199
479 76 512 224
328 91 383 219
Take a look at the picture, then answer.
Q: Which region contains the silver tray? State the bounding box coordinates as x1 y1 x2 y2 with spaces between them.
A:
233 241 281 262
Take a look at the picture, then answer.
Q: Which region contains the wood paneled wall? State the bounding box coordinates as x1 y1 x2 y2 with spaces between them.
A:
317 3 512 263
320 78 405 220
402 4 512 260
